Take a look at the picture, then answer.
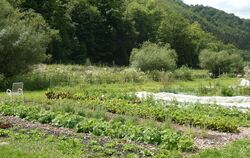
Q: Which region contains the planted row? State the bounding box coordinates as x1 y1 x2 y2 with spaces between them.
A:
82 98 247 132
45 90 250 132
47 95 248 133
0 104 194 151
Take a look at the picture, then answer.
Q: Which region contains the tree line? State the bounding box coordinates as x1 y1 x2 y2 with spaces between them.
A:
1 0 249 77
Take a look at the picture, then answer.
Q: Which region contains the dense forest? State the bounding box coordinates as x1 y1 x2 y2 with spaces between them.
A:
1 0 250 71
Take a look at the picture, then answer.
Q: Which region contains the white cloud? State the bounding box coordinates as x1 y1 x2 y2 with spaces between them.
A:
183 0 250 19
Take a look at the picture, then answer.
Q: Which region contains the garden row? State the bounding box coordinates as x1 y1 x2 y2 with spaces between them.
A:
0 104 194 152
45 91 250 132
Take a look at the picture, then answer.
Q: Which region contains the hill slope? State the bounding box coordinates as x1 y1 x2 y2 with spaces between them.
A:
189 5 250 50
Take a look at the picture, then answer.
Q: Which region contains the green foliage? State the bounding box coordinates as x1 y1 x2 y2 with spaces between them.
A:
220 87 234 96
43 90 249 132
157 13 205 67
174 66 192 81
130 42 177 71
0 104 194 151
0 0 55 76
0 74 5 83
199 49 244 77
5 0 250 67
196 139 250 158
0 128 83 158
191 5 250 50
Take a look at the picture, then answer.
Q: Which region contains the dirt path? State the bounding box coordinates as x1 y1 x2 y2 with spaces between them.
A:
172 124 250 149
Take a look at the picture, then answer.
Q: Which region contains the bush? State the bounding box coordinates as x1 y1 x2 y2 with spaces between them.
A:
174 66 192 81
199 50 244 77
221 87 234 96
0 1 55 77
130 42 177 71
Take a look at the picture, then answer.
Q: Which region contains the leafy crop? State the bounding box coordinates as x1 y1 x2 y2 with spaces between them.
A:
0 104 194 152
44 91 250 132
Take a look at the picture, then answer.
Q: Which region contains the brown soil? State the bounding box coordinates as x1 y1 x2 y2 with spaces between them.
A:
171 124 250 149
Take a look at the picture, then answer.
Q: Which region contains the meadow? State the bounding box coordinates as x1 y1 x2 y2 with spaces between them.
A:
0 64 250 158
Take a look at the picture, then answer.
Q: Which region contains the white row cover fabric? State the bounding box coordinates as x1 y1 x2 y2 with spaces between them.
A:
136 92 250 109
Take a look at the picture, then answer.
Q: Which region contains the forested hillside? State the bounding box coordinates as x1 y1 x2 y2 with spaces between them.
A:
3 0 250 67
190 5 250 50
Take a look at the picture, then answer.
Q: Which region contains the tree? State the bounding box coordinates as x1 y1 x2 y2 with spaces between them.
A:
124 1 155 45
157 13 199 67
89 0 137 65
130 42 177 71
0 0 54 76
9 0 80 63
199 49 244 77
68 0 101 64
7 0 250 66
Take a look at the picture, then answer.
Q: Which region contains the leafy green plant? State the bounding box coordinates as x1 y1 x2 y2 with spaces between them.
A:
221 87 234 96
174 66 192 81
0 104 194 151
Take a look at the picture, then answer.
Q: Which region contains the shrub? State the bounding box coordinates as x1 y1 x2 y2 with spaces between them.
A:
190 69 209 79
221 87 234 96
174 66 192 81
147 70 165 82
130 42 177 71
199 50 244 77
161 72 175 84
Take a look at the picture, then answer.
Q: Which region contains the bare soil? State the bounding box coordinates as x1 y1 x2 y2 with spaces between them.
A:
172 124 250 149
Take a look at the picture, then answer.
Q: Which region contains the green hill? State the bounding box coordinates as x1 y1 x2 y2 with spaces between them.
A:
189 5 250 50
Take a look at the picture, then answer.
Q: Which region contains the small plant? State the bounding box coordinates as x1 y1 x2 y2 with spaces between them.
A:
221 87 234 96
174 66 192 81
45 91 73 100
0 116 12 129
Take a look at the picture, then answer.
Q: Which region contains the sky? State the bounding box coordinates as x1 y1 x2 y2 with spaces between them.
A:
183 0 250 19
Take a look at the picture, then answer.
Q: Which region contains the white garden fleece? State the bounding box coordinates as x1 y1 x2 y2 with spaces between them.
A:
136 92 250 109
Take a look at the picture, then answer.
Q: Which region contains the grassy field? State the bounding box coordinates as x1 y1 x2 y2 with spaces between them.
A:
0 64 250 157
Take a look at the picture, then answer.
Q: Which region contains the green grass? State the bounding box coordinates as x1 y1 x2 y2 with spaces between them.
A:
0 129 83 158
161 77 239 96
0 140 81 158
0 127 178 157
196 139 250 158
